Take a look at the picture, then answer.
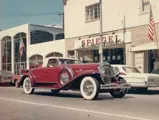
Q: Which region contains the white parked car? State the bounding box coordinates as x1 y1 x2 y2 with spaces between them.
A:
112 65 159 91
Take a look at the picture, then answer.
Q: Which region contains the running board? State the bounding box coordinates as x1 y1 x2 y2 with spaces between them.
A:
32 87 57 90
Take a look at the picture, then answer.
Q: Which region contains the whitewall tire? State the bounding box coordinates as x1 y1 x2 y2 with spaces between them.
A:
80 76 99 100
23 77 34 94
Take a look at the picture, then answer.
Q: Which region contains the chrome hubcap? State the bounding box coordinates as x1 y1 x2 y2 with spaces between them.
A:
25 79 31 91
60 72 69 85
83 81 94 96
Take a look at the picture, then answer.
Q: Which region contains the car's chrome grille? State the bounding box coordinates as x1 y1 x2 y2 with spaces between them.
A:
102 65 113 83
103 65 113 76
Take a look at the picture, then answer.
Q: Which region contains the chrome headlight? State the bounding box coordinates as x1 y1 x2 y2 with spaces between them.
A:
98 65 105 74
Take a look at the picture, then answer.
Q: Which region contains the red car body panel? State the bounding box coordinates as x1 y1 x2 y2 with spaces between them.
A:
21 62 101 90
12 75 21 83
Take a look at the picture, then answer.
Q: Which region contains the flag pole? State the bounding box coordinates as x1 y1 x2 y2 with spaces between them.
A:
20 53 21 75
154 22 159 57
151 5 159 57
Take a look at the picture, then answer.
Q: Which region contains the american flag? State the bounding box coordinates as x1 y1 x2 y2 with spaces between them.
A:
19 39 25 56
148 5 155 41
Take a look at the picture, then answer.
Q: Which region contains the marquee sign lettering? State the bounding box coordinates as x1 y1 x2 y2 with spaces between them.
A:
74 32 131 49
81 35 123 48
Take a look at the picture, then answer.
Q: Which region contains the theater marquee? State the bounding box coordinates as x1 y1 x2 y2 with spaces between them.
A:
74 32 131 49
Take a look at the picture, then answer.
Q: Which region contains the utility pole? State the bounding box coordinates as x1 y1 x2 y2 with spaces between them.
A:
99 0 103 63
58 12 64 30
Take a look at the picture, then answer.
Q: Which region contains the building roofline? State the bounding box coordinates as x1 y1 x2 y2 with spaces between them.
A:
0 23 29 32
0 23 63 33
29 24 63 30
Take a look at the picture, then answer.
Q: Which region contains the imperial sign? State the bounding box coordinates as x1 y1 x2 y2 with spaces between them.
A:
74 32 131 49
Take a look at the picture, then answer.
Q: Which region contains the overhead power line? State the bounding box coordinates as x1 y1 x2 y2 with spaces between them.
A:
0 12 63 18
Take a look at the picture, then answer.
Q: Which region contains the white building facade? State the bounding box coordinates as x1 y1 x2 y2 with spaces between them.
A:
0 24 65 74
64 0 159 73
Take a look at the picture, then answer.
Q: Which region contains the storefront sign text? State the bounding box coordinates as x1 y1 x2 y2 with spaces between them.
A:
81 34 124 48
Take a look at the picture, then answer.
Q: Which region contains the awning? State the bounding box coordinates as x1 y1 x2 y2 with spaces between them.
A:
131 42 159 52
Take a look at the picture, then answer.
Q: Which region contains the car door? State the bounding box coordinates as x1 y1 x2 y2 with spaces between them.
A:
44 67 61 83
44 59 61 83
31 67 47 83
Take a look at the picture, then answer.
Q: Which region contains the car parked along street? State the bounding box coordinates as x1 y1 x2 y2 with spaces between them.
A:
20 57 130 100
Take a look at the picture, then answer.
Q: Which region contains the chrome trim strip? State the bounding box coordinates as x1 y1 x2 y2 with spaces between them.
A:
32 87 57 90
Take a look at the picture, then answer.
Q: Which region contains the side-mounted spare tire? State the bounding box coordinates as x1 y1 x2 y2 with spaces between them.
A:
80 76 99 100
59 67 73 86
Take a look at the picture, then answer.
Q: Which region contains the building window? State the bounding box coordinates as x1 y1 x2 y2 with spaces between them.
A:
31 30 54 44
140 0 150 13
29 55 43 67
86 3 100 22
1 36 12 72
14 32 27 75
46 52 63 58
55 33 64 40
68 51 74 58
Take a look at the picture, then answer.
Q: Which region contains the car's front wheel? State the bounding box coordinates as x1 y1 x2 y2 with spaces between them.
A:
80 76 99 100
110 88 127 98
23 77 34 94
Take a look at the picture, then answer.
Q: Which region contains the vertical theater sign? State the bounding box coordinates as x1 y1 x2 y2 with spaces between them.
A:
74 32 131 49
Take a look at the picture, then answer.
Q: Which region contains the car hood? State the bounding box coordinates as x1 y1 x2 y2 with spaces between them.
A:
66 63 99 69
133 73 159 77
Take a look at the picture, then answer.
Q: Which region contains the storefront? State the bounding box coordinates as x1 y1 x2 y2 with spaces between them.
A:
131 42 159 73
67 32 131 64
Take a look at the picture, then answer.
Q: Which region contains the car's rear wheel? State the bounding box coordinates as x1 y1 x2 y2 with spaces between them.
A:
23 77 34 94
80 76 99 100
51 89 60 95
15 80 20 88
110 88 127 98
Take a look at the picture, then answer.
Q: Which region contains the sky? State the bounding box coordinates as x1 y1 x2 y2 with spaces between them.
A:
0 0 64 30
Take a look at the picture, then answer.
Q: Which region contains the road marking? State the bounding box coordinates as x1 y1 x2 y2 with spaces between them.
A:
0 97 151 120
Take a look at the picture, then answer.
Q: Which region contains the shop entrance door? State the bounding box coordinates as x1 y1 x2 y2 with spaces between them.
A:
148 50 156 73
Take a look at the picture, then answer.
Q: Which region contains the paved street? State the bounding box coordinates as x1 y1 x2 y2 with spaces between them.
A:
0 87 159 120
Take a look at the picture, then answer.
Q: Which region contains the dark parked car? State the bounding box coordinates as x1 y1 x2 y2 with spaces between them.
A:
0 70 14 85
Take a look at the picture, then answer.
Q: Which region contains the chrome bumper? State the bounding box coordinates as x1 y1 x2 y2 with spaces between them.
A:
100 83 131 90
147 82 159 87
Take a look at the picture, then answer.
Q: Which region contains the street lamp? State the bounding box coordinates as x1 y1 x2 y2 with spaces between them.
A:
99 0 103 63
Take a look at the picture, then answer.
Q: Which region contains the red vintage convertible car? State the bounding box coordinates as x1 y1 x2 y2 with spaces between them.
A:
21 57 130 100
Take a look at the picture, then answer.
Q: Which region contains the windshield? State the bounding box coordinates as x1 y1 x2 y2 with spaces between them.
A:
122 66 141 73
59 59 80 64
